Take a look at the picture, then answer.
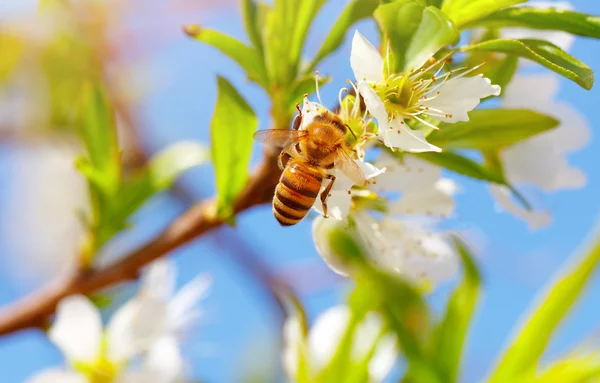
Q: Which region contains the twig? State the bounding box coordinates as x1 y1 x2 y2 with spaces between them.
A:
0 151 281 336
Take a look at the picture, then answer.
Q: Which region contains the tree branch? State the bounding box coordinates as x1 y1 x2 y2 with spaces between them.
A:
0 151 281 336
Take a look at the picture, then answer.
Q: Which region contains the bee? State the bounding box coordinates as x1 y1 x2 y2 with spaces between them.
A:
254 104 366 226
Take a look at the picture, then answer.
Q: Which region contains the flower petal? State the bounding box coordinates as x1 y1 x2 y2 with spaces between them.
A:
167 273 212 332
282 314 305 379
49 295 102 363
308 306 351 371
141 259 176 301
25 369 86 383
489 185 552 230
423 75 500 123
301 96 329 130
106 299 141 361
312 189 352 220
372 154 440 194
383 118 442 152
311 216 352 276
357 82 388 126
144 336 184 381
351 31 384 83
369 334 398 382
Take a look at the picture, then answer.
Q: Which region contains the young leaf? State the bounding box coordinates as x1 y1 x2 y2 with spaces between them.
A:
460 39 595 90
536 353 600 383
241 0 265 53
487 237 600 383
289 0 326 77
185 26 269 90
472 8 600 39
211 76 258 220
427 109 559 150
76 83 121 196
485 54 519 93
307 0 380 72
413 151 505 184
405 6 460 70
109 142 209 225
375 1 459 71
441 0 526 28
429 238 481 383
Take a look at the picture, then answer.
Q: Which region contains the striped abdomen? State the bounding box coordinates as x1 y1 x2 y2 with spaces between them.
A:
273 160 323 226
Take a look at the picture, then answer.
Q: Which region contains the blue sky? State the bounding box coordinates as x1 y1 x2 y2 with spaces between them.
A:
1 0 600 382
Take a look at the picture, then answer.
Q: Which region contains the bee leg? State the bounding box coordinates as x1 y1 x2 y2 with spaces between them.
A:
278 151 291 171
291 103 303 130
320 175 336 218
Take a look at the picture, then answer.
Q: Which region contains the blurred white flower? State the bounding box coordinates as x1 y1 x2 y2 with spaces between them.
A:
501 2 575 54
283 305 397 383
27 260 210 383
0 137 90 284
492 73 590 229
351 31 500 152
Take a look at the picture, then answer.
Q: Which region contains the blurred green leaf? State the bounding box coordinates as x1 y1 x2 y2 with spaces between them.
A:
485 54 519 93
211 76 258 220
375 2 459 71
427 109 559 150
460 39 595 90
536 353 600 383
76 83 121 197
264 1 292 86
414 151 504 184
287 74 331 111
185 26 269 89
472 8 600 38
289 0 326 77
307 0 380 72
109 142 209 226
241 0 266 53
429 238 481 383
441 0 526 28
488 237 600 383
405 6 460 70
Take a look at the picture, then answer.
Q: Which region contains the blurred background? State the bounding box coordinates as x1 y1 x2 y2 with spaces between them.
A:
0 0 599 382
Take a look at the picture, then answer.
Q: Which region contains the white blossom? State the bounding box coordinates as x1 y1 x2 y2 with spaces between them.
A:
350 30 500 152
27 260 210 383
283 305 397 382
492 73 590 228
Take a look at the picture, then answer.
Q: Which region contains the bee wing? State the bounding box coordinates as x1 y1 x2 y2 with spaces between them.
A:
253 129 308 149
335 148 367 187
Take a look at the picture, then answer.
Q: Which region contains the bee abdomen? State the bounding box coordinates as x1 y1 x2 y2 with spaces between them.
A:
273 165 322 226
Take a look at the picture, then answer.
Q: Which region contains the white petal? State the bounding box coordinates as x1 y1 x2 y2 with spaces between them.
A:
141 259 176 301
369 334 398 382
301 96 329 130
351 312 384 361
372 154 440 194
311 216 352 276
423 75 500 122
489 185 552 230
26 369 86 383
502 73 558 107
167 273 211 332
542 102 590 154
282 314 304 379
312 189 352 220
144 336 184 381
308 306 351 370
351 31 384 83
106 299 141 361
49 295 102 363
357 82 388 125
356 160 386 181
390 185 455 218
383 118 442 152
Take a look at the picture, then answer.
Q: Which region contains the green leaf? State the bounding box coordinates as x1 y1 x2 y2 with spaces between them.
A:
307 0 380 72
536 353 600 383
211 76 258 220
429 238 481 383
472 8 600 39
460 39 595 90
286 74 331 111
375 1 459 71
488 237 600 383
289 0 326 77
413 151 504 184
441 0 526 28
405 6 460 70
241 0 265 53
485 54 519 93
110 142 209 225
185 26 269 89
427 109 559 150
76 83 121 196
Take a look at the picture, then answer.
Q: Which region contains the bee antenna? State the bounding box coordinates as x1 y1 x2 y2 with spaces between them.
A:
345 124 357 140
315 71 323 104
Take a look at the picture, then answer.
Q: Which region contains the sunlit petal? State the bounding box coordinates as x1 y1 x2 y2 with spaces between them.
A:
383 118 441 152
351 31 384 83
489 185 552 230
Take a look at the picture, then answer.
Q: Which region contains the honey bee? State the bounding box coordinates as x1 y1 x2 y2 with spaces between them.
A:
254 104 366 226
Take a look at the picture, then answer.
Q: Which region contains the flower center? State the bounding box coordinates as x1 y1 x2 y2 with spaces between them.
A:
374 72 422 117
73 356 121 383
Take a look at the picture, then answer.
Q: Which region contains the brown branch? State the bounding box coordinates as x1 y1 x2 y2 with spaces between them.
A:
0 151 281 336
